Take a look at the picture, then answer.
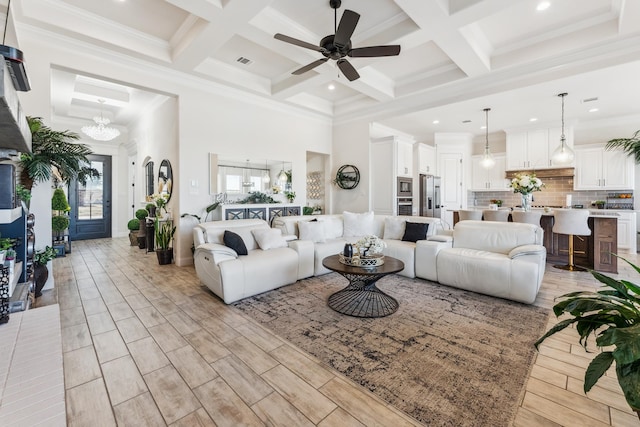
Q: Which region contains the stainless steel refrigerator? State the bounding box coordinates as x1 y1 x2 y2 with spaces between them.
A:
419 174 441 217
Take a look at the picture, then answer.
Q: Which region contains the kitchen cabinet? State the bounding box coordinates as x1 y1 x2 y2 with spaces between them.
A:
615 211 636 253
371 136 416 215
470 154 509 191
397 139 413 177
574 145 634 190
417 143 436 175
506 127 574 170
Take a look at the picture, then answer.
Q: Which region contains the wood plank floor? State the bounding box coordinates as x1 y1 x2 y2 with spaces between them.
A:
34 237 639 426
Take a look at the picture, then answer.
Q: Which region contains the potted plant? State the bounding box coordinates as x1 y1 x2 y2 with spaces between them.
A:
0 235 12 263
19 117 99 191
154 218 175 265
127 218 140 246
33 246 57 297
284 190 296 203
593 200 606 209
51 188 70 254
145 203 157 218
135 208 149 249
535 256 640 418
4 248 16 277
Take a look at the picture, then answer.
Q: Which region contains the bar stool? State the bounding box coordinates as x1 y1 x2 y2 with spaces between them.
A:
552 209 591 271
458 210 483 221
511 211 542 225
482 209 510 222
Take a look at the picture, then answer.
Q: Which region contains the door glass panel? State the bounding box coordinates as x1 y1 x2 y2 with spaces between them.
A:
77 160 104 220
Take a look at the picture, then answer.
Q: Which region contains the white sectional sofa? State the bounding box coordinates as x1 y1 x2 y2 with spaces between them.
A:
193 219 314 304
272 212 444 278
416 220 546 304
192 213 546 306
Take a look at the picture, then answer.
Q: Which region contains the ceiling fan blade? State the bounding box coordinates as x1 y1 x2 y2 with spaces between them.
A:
349 45 401 57
292 58 329 75
334 9 360 48
274 33 326 53
337 59 360 81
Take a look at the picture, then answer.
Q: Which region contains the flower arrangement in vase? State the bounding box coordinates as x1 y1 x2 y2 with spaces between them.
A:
354 235 386 258
509 173 544 211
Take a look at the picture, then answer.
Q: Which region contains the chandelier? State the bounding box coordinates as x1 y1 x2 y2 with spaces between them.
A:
81 99 120 141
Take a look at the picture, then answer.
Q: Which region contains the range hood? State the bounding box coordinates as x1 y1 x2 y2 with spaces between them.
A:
0 56 31 156
505 168 574 179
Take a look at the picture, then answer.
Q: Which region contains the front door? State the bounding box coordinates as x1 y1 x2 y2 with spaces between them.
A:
69 154 112 240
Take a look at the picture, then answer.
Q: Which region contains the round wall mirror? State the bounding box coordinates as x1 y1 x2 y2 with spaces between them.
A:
158 159 173 202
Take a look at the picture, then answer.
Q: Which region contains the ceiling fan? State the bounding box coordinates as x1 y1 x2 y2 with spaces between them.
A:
274 0 401 81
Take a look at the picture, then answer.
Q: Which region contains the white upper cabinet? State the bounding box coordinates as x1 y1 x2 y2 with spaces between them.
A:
417 143 436 175
470 154 510 191
506 127 574 170
397 139 413 177
574 144 634 190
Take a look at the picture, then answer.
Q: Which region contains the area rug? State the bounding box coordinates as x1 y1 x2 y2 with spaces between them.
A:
233 273 550 426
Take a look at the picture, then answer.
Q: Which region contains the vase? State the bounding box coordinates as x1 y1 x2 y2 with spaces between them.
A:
156 248 173 265
34 263 48 297
521 193 532 212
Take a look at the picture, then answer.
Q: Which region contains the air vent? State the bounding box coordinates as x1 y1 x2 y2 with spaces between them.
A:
462 120 472 124
236 57 253 66
582 97 598 103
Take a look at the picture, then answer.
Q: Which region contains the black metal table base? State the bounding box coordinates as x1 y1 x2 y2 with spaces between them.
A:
327 275 399 318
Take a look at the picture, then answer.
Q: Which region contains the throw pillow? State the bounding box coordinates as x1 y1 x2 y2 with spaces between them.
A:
251 228 288 250
223 230 248 255
343 211 374 237
298 220 326 243
402 222 429 243
383 217 406 240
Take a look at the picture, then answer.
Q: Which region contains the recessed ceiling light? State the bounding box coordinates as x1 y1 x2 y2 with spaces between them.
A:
432 120 439 124
536 1 550 11
327 83 335 91
480 126 486 130
529 117 538 122
589 108 599 113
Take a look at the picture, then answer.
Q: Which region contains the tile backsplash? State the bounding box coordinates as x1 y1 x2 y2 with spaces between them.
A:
471 176 632 208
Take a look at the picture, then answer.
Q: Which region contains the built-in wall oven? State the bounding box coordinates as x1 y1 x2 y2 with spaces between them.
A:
397 177 413 197
397 177 413 216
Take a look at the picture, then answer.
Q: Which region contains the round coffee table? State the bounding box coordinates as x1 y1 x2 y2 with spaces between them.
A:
322 254 404 318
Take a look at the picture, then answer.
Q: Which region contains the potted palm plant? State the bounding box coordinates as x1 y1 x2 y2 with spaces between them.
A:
154 218 175 265
535 256 640 418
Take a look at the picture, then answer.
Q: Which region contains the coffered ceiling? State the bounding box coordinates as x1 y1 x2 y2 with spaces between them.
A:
7 0 640 143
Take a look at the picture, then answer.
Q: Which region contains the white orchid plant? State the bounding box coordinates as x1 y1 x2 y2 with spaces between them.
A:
510 173 544 195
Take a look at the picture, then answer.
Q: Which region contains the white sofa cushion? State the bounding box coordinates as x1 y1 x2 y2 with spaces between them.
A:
298 220 326 243
452 220 542 255
343 211 374 237
251 228 288 250
383 217 406 240
318 216 343 239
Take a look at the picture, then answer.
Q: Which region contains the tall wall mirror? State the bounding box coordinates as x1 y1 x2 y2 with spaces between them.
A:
213 156 292 199
158 159 173 202
145 160 154 198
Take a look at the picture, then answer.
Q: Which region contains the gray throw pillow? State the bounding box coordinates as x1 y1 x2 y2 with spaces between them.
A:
223 230 248 255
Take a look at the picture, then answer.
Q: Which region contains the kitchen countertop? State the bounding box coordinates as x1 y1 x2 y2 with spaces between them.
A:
451 207 637 218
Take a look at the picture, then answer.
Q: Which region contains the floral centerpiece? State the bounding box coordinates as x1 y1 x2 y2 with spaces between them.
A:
147 193 169 217
355 235 386 257
509 173 544 211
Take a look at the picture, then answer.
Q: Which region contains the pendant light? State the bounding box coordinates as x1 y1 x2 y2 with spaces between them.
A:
551 92 574 164
278 161 287 182
263 160 270 184
480 108 495 169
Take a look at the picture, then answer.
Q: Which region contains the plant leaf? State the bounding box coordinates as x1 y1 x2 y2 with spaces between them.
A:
616 360 640 412
597 324 640 365
535 318 577 350
585 352 614 392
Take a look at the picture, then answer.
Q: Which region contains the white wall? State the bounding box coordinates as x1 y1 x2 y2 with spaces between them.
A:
15 27 333 269
332 120 370 213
